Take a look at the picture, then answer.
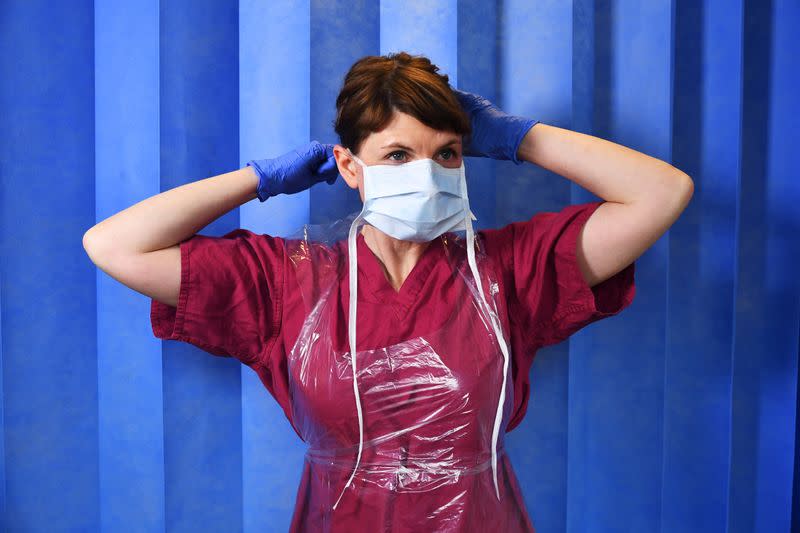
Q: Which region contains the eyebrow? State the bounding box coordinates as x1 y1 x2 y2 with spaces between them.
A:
380 139 461 152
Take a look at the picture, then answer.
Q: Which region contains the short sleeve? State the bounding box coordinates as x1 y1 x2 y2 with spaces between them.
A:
485 201 636 349
150 228 284 368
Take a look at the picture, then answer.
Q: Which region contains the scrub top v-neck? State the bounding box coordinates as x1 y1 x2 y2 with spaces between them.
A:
354 231 442 320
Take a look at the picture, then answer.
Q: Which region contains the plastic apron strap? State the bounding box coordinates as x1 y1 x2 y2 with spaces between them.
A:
333 212 367 511
461 171 511 502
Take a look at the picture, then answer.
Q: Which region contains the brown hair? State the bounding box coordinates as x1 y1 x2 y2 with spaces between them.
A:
333 52 471 156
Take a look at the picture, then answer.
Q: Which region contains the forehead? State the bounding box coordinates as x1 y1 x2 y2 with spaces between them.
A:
362 110 460 149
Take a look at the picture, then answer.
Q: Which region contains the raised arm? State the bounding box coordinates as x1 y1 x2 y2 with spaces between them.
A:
517 123 694 287
449 86 692 289
82 140 340 308
82 167 260 306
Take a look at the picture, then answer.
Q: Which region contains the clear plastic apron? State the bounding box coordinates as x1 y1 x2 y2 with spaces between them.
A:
282 214 531 532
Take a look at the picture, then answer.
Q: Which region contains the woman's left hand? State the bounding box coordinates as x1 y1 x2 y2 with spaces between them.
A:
450 86 539 165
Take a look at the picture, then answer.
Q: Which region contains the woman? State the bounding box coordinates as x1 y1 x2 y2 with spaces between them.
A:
83 52 692 532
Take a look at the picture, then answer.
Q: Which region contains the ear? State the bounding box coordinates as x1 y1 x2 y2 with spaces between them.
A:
333 144 360 190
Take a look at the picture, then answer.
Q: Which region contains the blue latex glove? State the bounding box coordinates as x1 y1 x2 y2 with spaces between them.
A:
247 140 339 202
451 87 539 165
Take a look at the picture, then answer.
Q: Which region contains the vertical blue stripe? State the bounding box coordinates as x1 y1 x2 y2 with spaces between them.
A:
663 0 742 530
0 1 99 530
573 2 673 531
380 0 458 76
729 0 800 530
241 0 311 237
497 2 575 532
309 0 379 224
457 0 499 230
95 0 165 530
770 1 800 527
239 1 312 530
160 0 243 531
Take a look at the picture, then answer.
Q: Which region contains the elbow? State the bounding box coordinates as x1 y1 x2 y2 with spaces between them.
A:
658 167 694 208
82 229 94 251
676 169 694 193
83 230 99 265
83 227 100 254
83 228 110 265
675 173 694 209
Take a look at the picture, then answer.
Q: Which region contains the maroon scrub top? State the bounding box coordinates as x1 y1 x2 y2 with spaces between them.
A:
150 200 636 532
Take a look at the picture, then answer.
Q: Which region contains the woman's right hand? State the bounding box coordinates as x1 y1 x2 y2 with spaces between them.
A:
247 140 340 202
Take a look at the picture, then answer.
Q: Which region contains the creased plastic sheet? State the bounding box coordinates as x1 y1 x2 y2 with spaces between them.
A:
282 213 535 532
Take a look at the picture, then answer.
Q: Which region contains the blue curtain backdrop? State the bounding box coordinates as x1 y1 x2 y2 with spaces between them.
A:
1 0 798 531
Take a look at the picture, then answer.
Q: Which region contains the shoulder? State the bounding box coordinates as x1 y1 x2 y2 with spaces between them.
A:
191 228 287 262
477 201 605 257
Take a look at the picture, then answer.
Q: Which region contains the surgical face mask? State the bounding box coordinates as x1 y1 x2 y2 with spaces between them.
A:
334 148 512 510
347 149 476 242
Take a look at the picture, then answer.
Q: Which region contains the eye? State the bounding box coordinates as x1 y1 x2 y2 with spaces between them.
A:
385 148 459 162
439 148 458 160
386 150 407 162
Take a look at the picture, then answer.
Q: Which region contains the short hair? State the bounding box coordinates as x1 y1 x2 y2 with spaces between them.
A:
333 51 471 156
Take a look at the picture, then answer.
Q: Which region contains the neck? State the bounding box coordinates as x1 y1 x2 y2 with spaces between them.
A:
360 225 431 291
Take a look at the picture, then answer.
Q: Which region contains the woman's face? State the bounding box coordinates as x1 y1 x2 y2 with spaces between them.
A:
334 110 463 202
